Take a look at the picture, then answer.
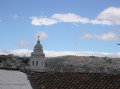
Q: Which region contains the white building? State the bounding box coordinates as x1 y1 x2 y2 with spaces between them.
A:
30 36 45 71
0 70 33 89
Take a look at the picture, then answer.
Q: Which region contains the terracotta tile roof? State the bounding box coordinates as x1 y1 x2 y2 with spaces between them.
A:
29 72 120 89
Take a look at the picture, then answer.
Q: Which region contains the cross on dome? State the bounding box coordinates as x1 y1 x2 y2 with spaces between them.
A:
38 35 40 41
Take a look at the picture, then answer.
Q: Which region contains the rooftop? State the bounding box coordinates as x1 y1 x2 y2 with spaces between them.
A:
29 72 120 89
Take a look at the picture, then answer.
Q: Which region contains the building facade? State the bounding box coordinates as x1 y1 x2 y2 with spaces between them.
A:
30 36 45 71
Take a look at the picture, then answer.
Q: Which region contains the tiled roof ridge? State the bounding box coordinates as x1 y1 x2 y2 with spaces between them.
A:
23 71 120 89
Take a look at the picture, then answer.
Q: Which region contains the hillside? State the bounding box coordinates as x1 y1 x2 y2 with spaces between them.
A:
46 56 120 73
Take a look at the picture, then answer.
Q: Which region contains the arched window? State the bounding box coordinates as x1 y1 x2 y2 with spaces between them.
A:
41 61 44 67
32 61 34 66
36 61 38 66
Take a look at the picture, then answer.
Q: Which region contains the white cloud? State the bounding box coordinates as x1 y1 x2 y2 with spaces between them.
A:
90 20 112 25
45 51 120 58
30 13 89 26
35 31 48 40
11 49 32 56
17 32 48 48
44 51 107 57
91 7 120 25
52 13 89 23
44 51 77 57
18 40 28 47
30 16 57 26
0 49 120 58
12 14 19 19
30 7 120 26
80 32 120 41
0 49 32 57
17 40 33 48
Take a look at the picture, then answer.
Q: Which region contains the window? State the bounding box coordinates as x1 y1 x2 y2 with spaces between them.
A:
36 61 38 66
41 61 44 67
32 61 34 66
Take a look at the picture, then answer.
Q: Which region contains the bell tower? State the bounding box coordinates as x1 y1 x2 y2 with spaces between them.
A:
30 36 45 71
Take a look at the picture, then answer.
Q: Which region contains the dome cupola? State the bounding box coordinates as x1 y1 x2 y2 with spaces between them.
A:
31 36 45 58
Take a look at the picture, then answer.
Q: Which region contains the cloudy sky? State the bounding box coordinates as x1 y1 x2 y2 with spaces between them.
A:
0 0 120 57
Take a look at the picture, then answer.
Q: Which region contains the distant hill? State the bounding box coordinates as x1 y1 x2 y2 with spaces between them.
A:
45 55 120 73
0 54 19 61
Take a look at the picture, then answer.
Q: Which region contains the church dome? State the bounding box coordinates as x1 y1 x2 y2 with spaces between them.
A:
34 40 43 52
31 36 45 58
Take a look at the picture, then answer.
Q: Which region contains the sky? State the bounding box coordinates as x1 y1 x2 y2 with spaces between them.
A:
0 0 120 57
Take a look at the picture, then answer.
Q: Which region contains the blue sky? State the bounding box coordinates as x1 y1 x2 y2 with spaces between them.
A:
0 0 120 57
